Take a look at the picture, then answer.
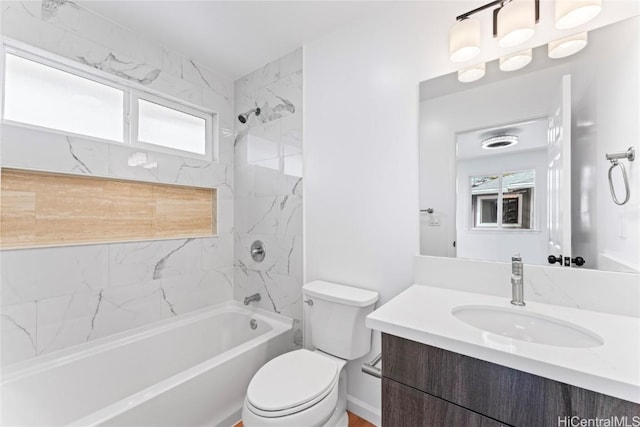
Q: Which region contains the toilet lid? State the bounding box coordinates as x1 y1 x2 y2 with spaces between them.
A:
247 349 339 412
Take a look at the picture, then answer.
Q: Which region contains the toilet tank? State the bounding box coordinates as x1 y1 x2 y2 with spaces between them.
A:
303 281 379 360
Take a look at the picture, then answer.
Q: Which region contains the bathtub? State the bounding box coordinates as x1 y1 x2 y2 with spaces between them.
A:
1 301 293 426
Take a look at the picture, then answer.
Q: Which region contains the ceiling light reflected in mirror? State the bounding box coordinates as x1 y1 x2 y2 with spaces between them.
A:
548 32 588 59
458 63 486 83
499 48 533 71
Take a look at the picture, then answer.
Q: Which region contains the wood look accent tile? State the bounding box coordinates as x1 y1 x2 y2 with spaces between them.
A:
0 168 217 249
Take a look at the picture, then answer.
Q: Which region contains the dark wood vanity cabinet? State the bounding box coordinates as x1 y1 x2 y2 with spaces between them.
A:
381 334 640 427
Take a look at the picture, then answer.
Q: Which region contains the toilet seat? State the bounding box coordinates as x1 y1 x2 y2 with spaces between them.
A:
246 349 340 418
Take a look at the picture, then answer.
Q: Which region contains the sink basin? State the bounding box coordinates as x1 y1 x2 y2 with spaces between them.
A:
452 305 604 348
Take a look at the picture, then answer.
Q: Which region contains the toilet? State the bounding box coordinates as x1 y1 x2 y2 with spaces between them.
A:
242 280 379 427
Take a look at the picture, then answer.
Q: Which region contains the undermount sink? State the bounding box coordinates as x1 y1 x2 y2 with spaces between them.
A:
452 305 605 348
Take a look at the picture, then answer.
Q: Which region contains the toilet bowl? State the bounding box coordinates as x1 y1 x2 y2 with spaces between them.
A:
242 349 346 427
242 281 379 427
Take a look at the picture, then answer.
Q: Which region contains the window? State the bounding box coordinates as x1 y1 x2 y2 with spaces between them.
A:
471 170 535 229
135 97 209 155
3 53 124 142
2 46 214 159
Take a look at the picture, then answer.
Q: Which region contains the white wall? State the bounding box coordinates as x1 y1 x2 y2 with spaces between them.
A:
304 6 427 422
304 2 639 424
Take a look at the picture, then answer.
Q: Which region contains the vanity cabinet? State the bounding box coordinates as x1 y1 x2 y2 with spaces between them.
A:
381 334 640 427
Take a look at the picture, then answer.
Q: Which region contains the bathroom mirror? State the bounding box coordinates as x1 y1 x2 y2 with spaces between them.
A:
419 16 639 273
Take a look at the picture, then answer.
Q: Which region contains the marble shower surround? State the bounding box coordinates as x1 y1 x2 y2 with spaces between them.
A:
0 0 235 365
233 48 303 347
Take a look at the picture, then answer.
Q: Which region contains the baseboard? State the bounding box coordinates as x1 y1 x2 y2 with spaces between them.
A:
216 407 241 427
347 394 381 426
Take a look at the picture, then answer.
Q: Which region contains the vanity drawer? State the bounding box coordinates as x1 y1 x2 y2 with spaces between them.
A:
383 377 508 427
382 333 640 426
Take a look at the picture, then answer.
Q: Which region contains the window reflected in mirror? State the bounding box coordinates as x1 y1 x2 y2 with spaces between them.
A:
471 171 534 230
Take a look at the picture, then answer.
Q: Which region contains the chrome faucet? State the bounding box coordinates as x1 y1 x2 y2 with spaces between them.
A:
510 254 525 306
244 293 261 305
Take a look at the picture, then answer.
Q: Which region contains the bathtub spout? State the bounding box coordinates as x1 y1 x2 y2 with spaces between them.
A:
244 293 261 305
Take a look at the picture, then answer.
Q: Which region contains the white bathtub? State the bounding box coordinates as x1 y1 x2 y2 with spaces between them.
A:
1 301 293 426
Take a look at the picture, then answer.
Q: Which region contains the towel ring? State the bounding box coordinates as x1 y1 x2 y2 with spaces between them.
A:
608 160 630 205
606 147 635 206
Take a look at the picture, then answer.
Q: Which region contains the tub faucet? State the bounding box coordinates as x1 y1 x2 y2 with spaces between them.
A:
510 253 525 306
244 293 261 305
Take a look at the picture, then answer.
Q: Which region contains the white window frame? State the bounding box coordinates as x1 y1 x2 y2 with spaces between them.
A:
130 92 213 158
1 38 216 161
475 193 523 228
500 193 524 228
475 195 499 228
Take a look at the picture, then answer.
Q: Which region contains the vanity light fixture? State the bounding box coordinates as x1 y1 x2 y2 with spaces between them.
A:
548 32 588 58
458 63 486 83
555 0 602 30
481 135 519 149
450 0 539 81
449 0 597 79
450 18 481 63
450 0 540 52
499 48 533 71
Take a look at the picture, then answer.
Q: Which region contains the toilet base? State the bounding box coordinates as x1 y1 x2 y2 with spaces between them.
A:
323 409 348 427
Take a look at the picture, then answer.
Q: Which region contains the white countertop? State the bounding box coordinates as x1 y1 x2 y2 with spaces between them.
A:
366 285 640 403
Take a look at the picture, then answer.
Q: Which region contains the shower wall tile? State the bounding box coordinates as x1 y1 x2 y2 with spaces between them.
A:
235 195 303 237
35 282 163 355
254 165 301 197
234 48 303 348
1 302 37 365
93 281 164 340
160 269 233 317
235 233 302 280
235 59 281 99
233 267 303 344
0 246 109 306
36 289 103 355
202 234 234 271
1 0 236 365
107 239 202 288
217 200 235 235
0 126 110 176
279 48 303 80
234 165 256 199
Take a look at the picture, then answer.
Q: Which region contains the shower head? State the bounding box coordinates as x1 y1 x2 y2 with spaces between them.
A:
238 107 261 124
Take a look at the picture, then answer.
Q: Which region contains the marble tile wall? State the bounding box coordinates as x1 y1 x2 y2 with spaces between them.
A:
234 48 304 347
0 1 235 365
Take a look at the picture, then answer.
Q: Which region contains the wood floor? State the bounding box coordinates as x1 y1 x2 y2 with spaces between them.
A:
348 411 377 427
233 411 375 427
